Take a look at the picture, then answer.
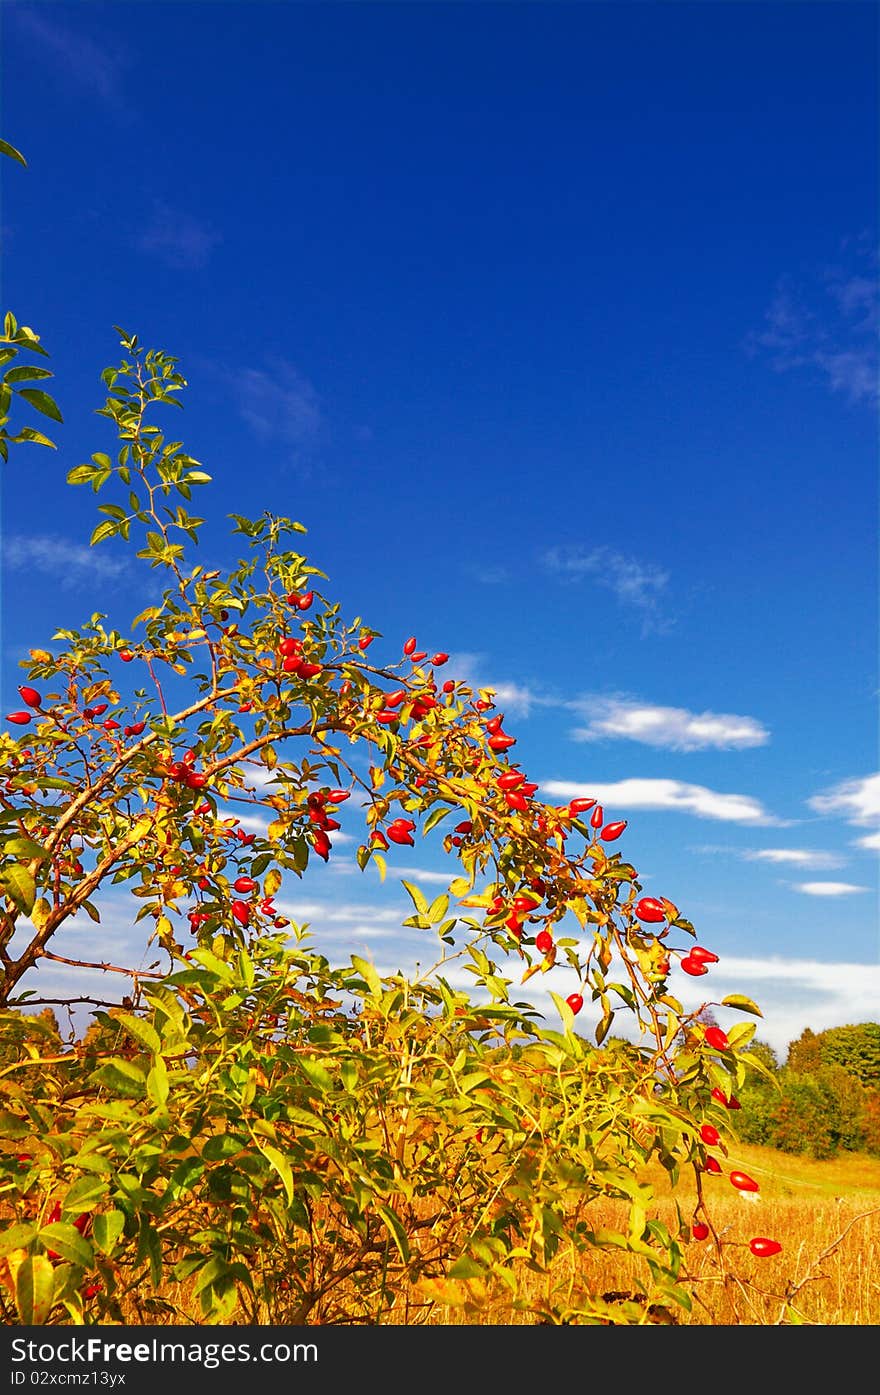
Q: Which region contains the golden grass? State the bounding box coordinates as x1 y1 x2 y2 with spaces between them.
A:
407 1142 880 1326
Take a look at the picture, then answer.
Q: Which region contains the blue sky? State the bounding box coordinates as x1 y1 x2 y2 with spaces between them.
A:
1 1 877 1057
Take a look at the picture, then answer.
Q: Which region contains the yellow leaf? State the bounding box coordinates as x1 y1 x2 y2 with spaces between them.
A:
30 898 51 932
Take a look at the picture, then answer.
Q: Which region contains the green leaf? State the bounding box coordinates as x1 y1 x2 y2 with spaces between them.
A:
255 1142 294 1206
91 1210 126 1256
91 1058 146 1097
422 805 451 834
0 865 36 914
17 388 63 422
297 1057 333 1092
0 1109 31 1139
63 1175 109 1211
90 520 118 546
377 1205 410 1263
147 1056 169 1109
5 365 53 384
15 1254 55 1324
351 954 381 997
0 139 27 167
39 1223 93 1269
113 1011 161 1055
2 836 50 862
0 1222 36 1256
721 994 763 1018
10 426 55 448
401 880 429 916
448 1256 484 1279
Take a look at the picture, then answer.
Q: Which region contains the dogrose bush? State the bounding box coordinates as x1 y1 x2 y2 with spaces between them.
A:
0 144 776 1325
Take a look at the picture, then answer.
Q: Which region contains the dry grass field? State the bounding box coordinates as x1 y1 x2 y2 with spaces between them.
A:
407 1142 880 1326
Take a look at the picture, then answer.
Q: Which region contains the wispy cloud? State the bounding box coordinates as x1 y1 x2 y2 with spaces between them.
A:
136 201 222 270
465 563 512 585
809 773 880 829
2 534 129 589
543 546 672 634
444 653 549 718
385 867 454 886
793 881 871 897
745 848 845 870
233 360 322 463
747 241 879 406
855 831 880 852
542 778 780 825
9 7 129 107
569 696 769 751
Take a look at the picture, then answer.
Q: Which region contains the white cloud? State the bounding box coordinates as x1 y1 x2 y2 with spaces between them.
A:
570 697 769 751
385 867 454 885
745 848 845 870
136 201 222 270
444 653 545 718
3 535 129 589
809 773 880 827
748 244 879 407
794 881 871 897
543 778 779 825
9 8 128 107
235 360 321 458
543 546 672 634
855 831 880 852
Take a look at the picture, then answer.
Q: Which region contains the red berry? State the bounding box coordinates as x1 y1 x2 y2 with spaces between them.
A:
730 1170 759 1193
566 993 584 1016
497 771 525 790
703 1156 723 1175
488 733 515 752
297 591 314 610
689 945 720 965
278 637 302 657
486 715 505 734
358 634 375 650
601 820 627 841
704 1027 730 1052
231 900 250 926
568 797 596 815
692 1223 710 1241
442 679 455 693
369 830 389 850
454 820 473 834
103 719 120 731
387 819 416 846
711 1087 741 1110
590 805 604 829
233 877 256 893
384 689 407 708
6 711 31 725
403 636 417 655
700 1124 721 1146
535 930 554 954
749 1237 781 1257
431 653 449 666
513 895 539 912
680 955 708 976
18 686 41 707
125 721 146 737
634 897 666 923
119 651 134 662
505 791 529 813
